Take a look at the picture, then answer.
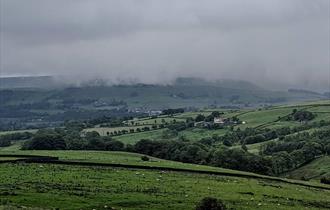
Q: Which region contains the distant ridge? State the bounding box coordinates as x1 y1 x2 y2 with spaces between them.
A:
288 89 322 96
0 76 61 89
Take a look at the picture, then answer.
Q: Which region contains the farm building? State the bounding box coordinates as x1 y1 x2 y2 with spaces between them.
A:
214 117 225 124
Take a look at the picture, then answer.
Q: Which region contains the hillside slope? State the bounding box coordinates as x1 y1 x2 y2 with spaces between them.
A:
0 150 330 210
283 156 330 181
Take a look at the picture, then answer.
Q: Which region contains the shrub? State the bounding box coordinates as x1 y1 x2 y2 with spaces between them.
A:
142 126 150 131
321 177 330 185
23 134 66 150
244 134 266 144
291 110 315 121
141 155 150 161
0 138 11 147
105 140 124 151
196 197 227 210
152 125 158 129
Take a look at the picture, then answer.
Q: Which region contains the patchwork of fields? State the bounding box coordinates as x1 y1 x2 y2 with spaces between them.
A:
81 101 330 146
0 100 330 209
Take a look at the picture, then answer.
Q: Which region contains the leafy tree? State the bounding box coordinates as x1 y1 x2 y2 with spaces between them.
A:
241 144 248 152
210 148 271 174
325 143 330 155
86 137 106 150
168 122 187 131
0 138 11 147
141 155 150 161
162 129 178 139
195 114 205 122
179 144 208 163
105 140 124 151
152 125 158 129
198 137 213 146
223 139 232 147
321 177 330 185
0 132 33 141
243 134 266 144
23 133 66 150
66 138 87 150
85 131 100 140
162 108 184 115
290 110 315 121
196 197 227 210
271 151 293 174
134 139 156 155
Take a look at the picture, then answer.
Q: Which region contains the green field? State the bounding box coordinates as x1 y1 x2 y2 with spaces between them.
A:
113 129 166 144
1 162 330 210
0 150 251 176
234 107 294 129
112 127 229 144
235 125 330 154
0 157 20 161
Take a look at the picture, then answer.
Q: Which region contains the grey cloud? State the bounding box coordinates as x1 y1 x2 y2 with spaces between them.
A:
0 0 329 91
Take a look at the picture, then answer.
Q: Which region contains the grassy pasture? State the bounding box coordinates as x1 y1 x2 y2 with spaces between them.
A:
235 125 330 154
311 113 330 122
235 107 294 129
1 149 329 189
234 103 329 130
113 127 229 143
1 163 330 210
0 150 249 175
306 106 330 112
113 129 166 144
179 128 228 141
0 157 20 161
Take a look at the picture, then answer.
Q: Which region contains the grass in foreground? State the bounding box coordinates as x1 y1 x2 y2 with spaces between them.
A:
113 129 166 144
0 150 253 176
1 149 329 190
1 163 330 210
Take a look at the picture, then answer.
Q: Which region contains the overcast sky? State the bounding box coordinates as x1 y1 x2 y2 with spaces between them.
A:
0 0 329 90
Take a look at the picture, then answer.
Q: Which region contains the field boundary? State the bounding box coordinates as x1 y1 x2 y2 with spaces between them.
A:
0 154 58 163
1 154 329 191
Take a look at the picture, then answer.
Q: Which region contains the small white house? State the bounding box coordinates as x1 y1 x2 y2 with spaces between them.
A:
214 117 225 124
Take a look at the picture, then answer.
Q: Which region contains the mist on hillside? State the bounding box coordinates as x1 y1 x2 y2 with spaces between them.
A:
0 0 329 91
